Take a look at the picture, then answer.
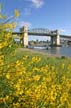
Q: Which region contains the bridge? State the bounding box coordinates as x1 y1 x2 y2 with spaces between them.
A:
13 26 71 47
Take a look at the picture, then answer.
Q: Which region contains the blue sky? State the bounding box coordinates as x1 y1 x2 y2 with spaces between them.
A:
0 0 71 40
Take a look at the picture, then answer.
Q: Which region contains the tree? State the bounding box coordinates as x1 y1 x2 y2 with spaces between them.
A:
0 3 20 54
0 5 20 107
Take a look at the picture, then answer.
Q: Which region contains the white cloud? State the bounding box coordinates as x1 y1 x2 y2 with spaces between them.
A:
19 21 32 28
31 0 44 8
23 0 44 16
25 0 44 8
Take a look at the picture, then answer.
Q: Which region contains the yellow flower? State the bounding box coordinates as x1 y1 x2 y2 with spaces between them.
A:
19 90 23 95
9 45 12 48
62 63 65 69
33 75 40 81
60 92 68 103
68 64 71 70
5 96 9 100
46 75 51 82
68 103 71 108
6 73 10 79
14 9 20 17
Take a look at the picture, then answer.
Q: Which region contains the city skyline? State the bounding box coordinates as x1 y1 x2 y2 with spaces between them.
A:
0 0 71 40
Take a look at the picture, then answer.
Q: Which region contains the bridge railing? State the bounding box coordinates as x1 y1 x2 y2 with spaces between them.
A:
27 28 57 35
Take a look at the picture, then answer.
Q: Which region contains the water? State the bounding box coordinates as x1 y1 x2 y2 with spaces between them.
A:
14 38 71 57
33 46 71 57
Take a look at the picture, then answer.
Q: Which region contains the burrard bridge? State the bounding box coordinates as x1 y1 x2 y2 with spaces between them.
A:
13 26 71 47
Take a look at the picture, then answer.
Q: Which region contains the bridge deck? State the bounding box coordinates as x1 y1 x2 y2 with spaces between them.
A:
12 32 71 39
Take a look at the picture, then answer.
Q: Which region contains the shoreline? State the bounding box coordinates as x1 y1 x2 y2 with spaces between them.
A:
17 48 71 58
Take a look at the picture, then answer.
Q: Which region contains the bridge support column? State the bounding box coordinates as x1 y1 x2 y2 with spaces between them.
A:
55 30 60 46
20 26 28 47
51 30 60 46
51 36 56 45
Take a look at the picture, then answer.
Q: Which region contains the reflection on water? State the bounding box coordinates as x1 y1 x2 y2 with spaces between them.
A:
34 46 71 57
49 47 60 55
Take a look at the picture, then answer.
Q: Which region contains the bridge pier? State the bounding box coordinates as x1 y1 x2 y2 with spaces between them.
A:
55 30 60 46
51 30 60 46
51 36 56 45
20 26 28 47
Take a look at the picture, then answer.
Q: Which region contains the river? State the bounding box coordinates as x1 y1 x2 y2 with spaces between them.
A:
14 39 71 57
33 46 71 57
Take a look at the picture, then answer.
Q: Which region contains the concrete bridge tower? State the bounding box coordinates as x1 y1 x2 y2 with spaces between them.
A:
20 26 28 47
51 30 60 46
55 30 60 46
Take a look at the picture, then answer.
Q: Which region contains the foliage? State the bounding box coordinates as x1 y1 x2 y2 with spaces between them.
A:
0 50 71 108
0 3 20 54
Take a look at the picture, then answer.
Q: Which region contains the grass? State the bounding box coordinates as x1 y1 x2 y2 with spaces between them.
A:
0 48 71 108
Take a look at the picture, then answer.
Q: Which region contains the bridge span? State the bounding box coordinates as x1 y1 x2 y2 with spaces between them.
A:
12 26 71 47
